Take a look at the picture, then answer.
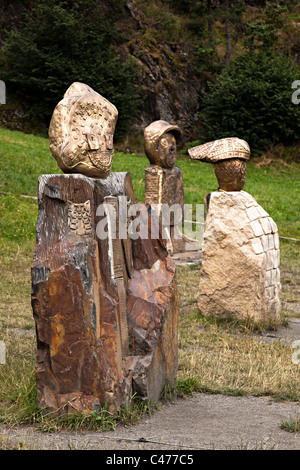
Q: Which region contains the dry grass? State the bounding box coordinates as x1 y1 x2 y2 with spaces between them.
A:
0 224 299 428
0 240 35 331
176 263 300 402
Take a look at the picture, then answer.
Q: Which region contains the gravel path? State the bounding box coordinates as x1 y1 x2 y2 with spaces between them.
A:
1 393 299 450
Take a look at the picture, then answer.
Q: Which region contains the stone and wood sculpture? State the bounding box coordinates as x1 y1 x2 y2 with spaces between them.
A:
31 83 178 416
144 120 199 254
188 137 281 328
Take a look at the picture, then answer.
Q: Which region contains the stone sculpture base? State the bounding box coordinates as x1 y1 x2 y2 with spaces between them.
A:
31 173 178 415
144 165 185 211
198 191 281 329
144 165 198 254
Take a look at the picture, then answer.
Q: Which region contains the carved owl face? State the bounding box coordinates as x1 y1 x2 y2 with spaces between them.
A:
49 82 118 179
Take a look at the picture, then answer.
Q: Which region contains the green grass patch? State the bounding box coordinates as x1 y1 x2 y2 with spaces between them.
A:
280 417 300 433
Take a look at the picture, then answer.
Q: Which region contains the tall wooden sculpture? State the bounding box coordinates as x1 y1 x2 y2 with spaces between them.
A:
31 83 178 415
144 120 199 254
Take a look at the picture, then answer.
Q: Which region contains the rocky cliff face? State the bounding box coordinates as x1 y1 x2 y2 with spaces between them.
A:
1 0 299 144
120 2 202 141
0 1 203 142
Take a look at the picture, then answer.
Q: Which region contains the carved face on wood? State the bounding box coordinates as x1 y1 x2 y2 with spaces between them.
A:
214 158 247 191
49 82 118 179
158 133 177 169
188 137 250 192
144 120 181 169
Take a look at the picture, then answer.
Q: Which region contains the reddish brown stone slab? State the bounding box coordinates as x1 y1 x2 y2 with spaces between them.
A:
126 258 178 401
31 173 178 415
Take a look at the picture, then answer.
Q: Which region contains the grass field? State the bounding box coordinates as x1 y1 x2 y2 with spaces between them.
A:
0 127 299 430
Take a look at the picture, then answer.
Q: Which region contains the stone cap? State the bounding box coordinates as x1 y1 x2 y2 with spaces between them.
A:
188 137 250 163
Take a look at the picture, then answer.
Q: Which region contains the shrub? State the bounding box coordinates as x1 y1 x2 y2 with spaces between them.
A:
1 0 141 137
200 51 300 155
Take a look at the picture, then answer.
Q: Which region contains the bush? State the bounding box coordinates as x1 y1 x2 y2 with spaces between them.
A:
1 0 141 137
200 51 300 155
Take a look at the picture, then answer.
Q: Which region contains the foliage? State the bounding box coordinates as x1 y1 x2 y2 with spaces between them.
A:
242 2 289 52
0 0 300 150
1 0 141 137
200 51 300 154
167 0 195 14
280 418 300 433
146 5 179 40
193 39 224 75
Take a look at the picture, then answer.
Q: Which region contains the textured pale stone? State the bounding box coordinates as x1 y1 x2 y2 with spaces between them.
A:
262 235 269 251
246 206 260 221
266 250 275 270
198 191 281 328
274 249 280 269
256 206 269 218
268 233 275 250
260 217 272 235
270 218 278 233
271 268 277 285
245 197 258 209
265 270 272 287
276 268 281 283
250 219 264 237
268 286 275 300
251 237 264 254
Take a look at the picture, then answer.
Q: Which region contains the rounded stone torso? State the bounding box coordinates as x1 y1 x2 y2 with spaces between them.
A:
198 190 281 328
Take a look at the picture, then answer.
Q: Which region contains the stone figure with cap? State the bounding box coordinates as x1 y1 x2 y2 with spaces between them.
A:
144 120 198 254
31 83 179 416
188 137 281 329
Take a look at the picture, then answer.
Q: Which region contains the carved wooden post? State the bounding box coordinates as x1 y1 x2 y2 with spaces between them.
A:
31 84 179 415
143 120 199 254
31 174 129 414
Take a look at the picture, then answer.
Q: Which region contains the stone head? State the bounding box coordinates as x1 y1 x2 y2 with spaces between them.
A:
49 82 118 179
188 137 250 191
144 120 182 169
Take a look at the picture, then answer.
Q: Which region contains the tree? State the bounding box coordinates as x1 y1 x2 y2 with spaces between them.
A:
1 0 141 137
242 2 288 53
200 51 300 154
219 0 245 67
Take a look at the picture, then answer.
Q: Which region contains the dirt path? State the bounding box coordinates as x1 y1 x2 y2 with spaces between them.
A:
1 393 299 450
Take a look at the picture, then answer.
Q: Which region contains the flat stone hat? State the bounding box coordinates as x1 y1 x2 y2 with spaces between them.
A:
188 137 250 163
144 120 182 165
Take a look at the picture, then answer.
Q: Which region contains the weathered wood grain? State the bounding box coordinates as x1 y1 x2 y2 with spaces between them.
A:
31 173 178 415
